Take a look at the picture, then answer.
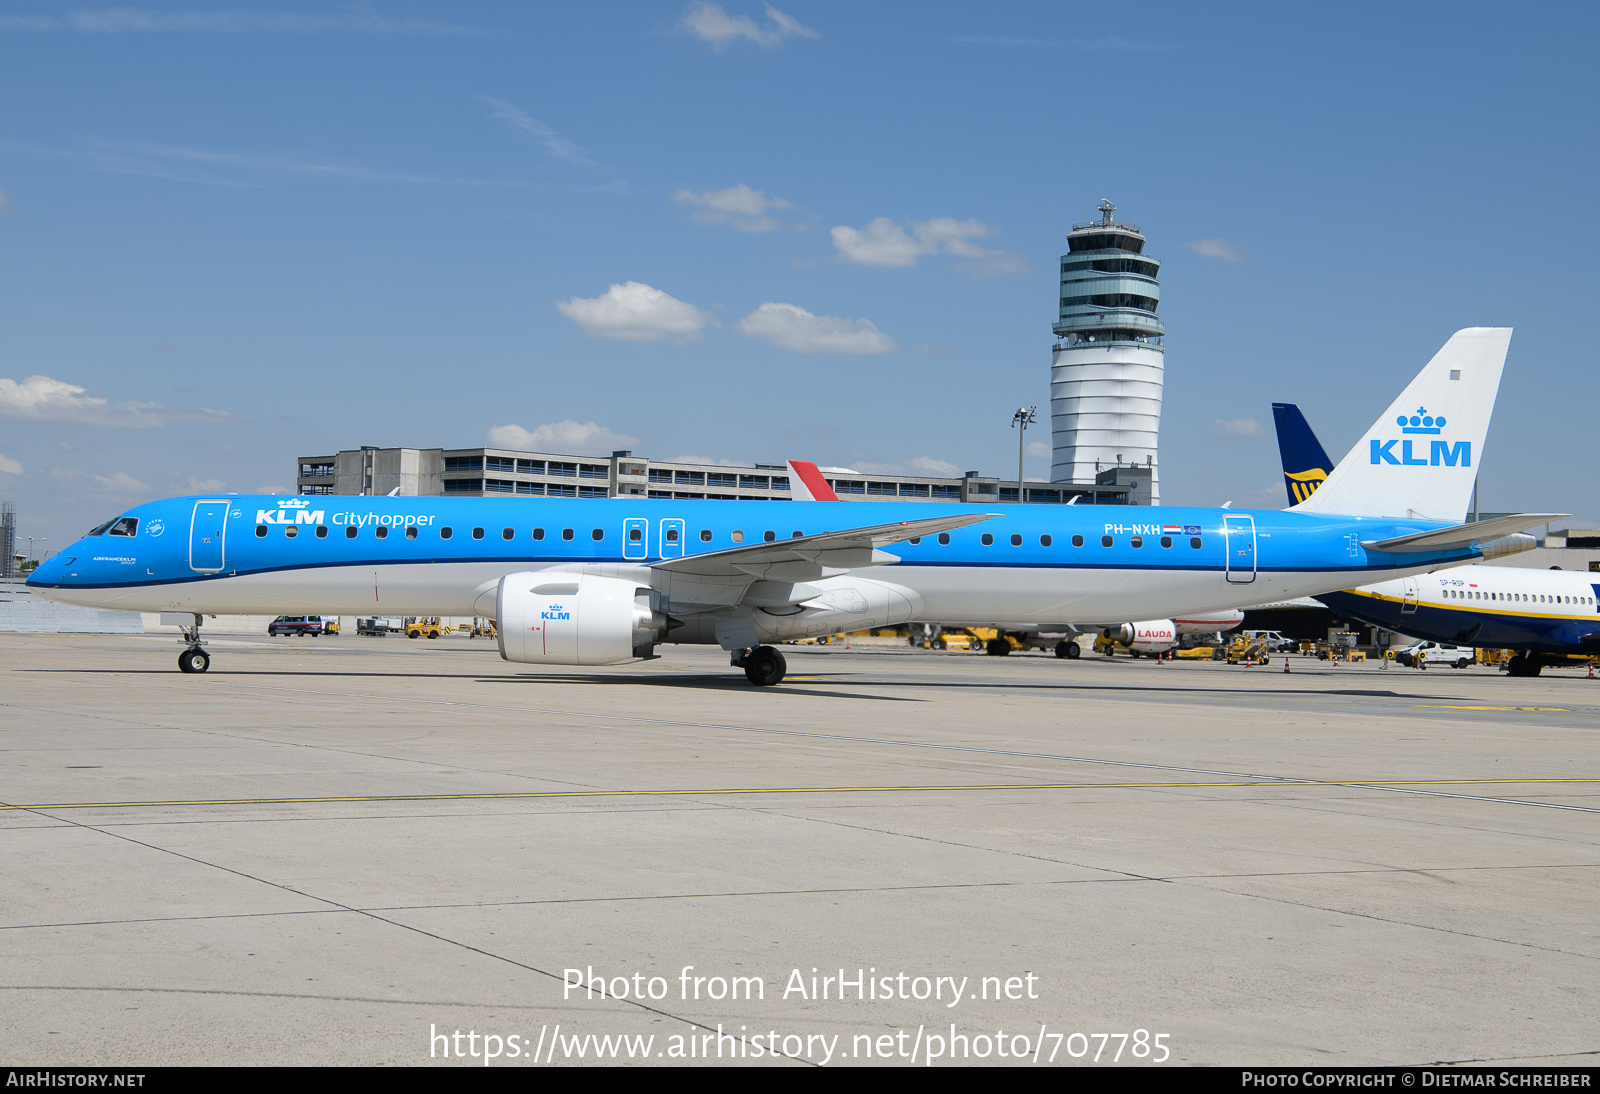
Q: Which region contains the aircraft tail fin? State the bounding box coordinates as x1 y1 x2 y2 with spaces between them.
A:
786 460 839 502
1290 328 1510 521
1271 403 1334 508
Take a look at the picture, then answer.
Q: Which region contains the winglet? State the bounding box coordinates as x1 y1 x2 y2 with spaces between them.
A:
787 460 839 502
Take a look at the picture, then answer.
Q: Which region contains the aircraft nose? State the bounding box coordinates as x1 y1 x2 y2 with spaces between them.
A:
25 547 73 586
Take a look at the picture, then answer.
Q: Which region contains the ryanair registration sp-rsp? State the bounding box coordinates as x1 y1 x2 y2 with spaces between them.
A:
28 328 1562 686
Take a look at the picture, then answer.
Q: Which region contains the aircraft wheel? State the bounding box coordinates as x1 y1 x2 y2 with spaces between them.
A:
743 645 786 686
986 638 1010 657
178 648 210 674
1065 640 1081 659
1054 640 1073 659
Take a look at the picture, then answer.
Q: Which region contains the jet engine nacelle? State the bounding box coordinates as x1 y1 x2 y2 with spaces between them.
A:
1104 620 1179 653
497 572 671 665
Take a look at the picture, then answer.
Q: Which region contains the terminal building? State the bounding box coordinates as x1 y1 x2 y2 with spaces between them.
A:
1050 200 1164 504
295 447 1143 505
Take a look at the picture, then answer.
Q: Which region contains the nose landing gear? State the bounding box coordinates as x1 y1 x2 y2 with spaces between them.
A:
173 612 210 673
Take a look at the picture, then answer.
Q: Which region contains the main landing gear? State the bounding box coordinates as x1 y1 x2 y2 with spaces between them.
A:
1055 639 1081 659
176 613 210 673
1506 654 1543 677
733 645 787 686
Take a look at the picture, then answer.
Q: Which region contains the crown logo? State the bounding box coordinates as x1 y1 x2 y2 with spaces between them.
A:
281 497 312 507
1397 406 1445 435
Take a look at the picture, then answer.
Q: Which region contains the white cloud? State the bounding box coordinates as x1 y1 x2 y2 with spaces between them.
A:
255 485 291 495
0 10 485 34
0 374 238 428
667 455 754 467
1183 238 1246 262
736 302 897 355
1212 417 1264 438
488 421 641 456
555 282 717 343
0 138 506 188
484 98 613 177
1026 441 1052 459
830 216 1026 275
830 218 921 268
0 453 21 475
52 468 152 494
683 3 818 49
851 456 963 476
184 477 227 492
907 456 962 476
673 184 796 231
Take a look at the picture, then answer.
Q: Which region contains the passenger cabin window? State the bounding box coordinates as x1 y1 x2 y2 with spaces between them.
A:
1190 536 1203 549
1072 535 1084 547
108 517 138 536
630 528 643 542
699 529 712 542
1101 535 1113 547
502 528 514 540
406 526 417 539
315 526 328 539
792 531 803 538
532 528 545 540
346 526 358 539
1040 535 1052 547
375 526 388 539
255 525 267 537
1160 536 1172 548
981 533 994 546
937 533 950 545
909 537 922 545
285 526 298 538
1010 534 1022 546
562 528 574 541
472 527 484 540
1130 536 1143 548
591 528 604 541
731 530 745 543
665 528 679 543
763 530 776 542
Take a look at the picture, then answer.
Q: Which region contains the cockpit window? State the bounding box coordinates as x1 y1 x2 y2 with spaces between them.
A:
108 517 139 537
87 519 118 536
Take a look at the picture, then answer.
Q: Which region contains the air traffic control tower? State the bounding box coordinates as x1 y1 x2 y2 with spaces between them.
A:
1049 200 1164 504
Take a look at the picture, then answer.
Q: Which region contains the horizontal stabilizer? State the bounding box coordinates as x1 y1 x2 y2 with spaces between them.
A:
654 512 997 578
1360 513 1567 553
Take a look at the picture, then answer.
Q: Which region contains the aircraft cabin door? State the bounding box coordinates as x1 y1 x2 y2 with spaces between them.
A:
1401 577 1420 614
659 518 686 559
1223 515 1256 584
189 499 230 573
623 517 648 561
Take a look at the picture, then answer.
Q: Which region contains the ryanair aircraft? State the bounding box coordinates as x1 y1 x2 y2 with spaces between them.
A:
28 328 1560 685
1272 400 1596 677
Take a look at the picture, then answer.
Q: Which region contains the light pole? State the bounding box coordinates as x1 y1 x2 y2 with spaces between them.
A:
1011 406 1037 503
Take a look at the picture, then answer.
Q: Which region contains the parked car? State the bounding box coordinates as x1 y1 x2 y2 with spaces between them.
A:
1394 641 1473 668
268 615 328 637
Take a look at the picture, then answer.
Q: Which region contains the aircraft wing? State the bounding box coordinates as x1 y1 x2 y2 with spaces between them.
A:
1361 512 1567 553
653 512 998 579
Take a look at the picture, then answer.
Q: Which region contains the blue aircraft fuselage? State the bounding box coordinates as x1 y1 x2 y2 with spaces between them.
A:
29 494 1493 631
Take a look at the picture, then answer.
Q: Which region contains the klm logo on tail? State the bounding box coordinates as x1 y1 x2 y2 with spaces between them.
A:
1370 407 1470 467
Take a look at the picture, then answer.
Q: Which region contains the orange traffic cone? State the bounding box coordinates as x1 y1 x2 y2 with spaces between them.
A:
1284 660 1291 673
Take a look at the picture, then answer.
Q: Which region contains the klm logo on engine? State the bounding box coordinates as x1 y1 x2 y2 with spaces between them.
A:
1369 406 1469 467
541 603 571 621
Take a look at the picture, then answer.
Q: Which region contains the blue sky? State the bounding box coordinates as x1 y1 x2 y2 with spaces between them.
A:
2 2 1596 552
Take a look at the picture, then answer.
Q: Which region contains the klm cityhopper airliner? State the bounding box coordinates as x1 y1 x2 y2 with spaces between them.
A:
28 328 1560 685
1273 402 1595 677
